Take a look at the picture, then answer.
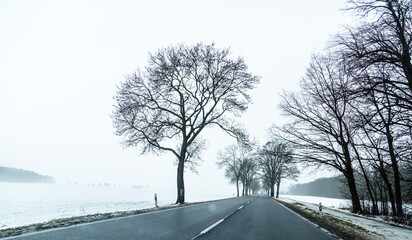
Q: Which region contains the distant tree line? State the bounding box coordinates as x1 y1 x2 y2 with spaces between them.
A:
217 140 299 198
287 176 346 199
0 166 55 183
273 0 411 217
217 144 258 196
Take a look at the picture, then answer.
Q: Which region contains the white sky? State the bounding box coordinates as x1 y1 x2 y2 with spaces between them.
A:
0 0 352 194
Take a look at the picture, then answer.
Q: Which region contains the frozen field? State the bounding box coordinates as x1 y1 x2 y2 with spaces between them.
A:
0 183 231 230
280 194 351 209
282 194 412 215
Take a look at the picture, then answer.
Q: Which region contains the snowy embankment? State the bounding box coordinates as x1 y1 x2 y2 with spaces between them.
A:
280 194 412 240
0 183 231 230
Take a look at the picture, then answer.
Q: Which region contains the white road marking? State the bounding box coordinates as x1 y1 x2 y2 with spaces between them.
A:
191 198 253 240
200 219 224 235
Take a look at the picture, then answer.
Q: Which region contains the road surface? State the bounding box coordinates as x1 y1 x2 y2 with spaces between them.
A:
5 195 335 240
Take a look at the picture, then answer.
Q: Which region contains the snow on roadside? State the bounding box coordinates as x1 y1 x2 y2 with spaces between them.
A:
279 195 412 240
281 194 351 209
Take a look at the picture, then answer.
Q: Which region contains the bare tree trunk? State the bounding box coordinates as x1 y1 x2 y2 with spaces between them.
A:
236 179 240 197
354 146 378 214
386 130 403 216
345 168 362 214
176 158 185 204
343 144 362 214
384 190 389 215
276 182 280 198
379 185 386 215
270 183 275 197
372 187 379 215
404 62 412 92
379 166 397 216
276 171 282 198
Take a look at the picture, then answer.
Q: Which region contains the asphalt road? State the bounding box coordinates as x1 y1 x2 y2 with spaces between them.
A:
196 196 334 240
5 196 335 240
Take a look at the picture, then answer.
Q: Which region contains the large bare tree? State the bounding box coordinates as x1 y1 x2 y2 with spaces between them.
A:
273 54 364 213
113 43 259 204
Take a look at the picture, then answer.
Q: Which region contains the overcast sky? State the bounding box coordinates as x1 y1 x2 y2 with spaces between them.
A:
0 0 353 194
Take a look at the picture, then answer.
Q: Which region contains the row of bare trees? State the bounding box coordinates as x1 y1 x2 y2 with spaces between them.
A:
217 140 299 198
259 141 299 198
274 0 411 217
217 144 259 196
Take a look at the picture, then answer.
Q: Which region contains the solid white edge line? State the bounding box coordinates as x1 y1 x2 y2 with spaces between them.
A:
238 206 244 210
200 219 224 235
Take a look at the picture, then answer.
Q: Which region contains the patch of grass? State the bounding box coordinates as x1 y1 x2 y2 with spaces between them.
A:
293 202 305 207
323 214 369 234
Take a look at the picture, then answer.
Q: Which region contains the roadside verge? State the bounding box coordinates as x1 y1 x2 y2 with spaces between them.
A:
275 197 412 240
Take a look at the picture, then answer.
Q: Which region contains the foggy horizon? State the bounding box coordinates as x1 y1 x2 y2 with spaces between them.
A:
0 0 351 192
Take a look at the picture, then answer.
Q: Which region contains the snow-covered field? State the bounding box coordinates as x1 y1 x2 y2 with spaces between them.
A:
0 183 231 230
282 194 412 215
280 194 351 209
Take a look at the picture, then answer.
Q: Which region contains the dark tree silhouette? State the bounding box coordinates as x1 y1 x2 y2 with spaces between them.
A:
348 64 410 216
338 0 412 93
335 0 412 216
112 43 259 204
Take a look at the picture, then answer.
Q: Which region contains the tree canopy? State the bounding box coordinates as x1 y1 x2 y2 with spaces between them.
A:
113 43 259 203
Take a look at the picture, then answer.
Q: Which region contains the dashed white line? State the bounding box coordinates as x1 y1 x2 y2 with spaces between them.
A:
191 199 252 240
200 219 224 235
198 198 251 236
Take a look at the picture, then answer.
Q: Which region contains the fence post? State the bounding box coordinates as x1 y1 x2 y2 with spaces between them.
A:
319 202 323 217
154 193 158 208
